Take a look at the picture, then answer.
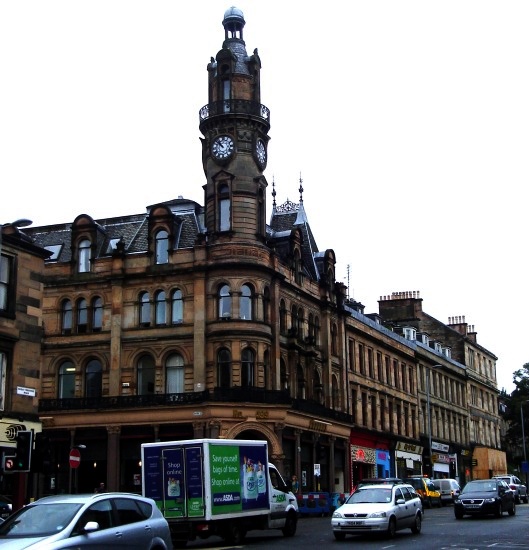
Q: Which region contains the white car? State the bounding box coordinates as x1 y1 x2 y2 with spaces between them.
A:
493 474 528 504
331 482 423 540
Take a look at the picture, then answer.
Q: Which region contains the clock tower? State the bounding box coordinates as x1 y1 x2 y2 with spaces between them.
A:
199 7 270 242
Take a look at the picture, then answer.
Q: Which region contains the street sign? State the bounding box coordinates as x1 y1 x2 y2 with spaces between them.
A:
2 454 17 473
314 463 321 476
69 448 81 469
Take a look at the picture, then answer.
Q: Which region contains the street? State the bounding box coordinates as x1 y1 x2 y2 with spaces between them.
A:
185 502 529 549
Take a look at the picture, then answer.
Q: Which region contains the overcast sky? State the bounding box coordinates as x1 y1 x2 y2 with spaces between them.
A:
1 1 527 393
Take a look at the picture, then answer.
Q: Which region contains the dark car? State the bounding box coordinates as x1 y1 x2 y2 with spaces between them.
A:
454 479 515 519
0 496 12 520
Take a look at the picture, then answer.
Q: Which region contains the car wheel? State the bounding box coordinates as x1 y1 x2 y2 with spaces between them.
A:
334 532 346 541
523 495 529 504
437 498 442 508
427 497 432 509
495 502 503 518
411 513 422 534
281 512 297 537
454 510 464 520
387 517 397 538
508 502 516 516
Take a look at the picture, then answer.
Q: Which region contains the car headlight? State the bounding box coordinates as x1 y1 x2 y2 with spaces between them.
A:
368 511 388 518
332 511 344 518
484 498 496 503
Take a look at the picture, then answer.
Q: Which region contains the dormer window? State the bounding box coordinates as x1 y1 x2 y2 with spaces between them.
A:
78 239 91 273
403 327 417 341
155 230 169 264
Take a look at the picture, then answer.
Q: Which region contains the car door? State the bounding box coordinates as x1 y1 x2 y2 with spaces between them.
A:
393 487 412 530
69 498 118 548
111 497 155 550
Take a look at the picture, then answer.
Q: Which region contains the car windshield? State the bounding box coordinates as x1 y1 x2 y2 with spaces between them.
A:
0 503 82 537
462 481 498 494
347 487 392 504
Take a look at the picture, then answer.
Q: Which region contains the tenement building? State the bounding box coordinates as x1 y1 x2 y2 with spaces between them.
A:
3 8 504 501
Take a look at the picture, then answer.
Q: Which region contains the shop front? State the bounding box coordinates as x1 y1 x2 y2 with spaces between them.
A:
350 433 391 490
394 441 423 478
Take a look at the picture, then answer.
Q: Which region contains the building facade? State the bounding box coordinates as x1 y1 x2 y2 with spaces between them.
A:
2 8 505 503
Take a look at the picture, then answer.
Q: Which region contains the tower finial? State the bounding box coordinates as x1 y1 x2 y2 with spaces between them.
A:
299 172 304 203
272 176 277 208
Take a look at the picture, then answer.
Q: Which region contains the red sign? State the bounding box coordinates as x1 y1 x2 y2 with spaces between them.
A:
69 448 81 469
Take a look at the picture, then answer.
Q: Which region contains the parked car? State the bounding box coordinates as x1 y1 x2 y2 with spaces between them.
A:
492 474 528 504
331 482 423 540
0 496 12 521
454 479 515 519
0 492 173 549
403 477 442 508
432 478 461 505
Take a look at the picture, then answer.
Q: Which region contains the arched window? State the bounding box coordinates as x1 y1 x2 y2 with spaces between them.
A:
92 296 103 331
313 370 323 403
85 359 102 398
166 353 184 394
279 300 287 334
171 289 183 324
332 375 339 409
331 323 338 355
308 313 315 343
58 361 76 399
240 284 253 320
218 284 231 319
290 304 298 335
62 299 72 333
137 355 155 395
297 307 304 340
155 230 169 264
263 349 270 389
217 348 231 388
314 316 321 346
78 239 91 273
280 357 289 391
77 298 87 333
296 364 305 399
139 292 150 326
154 290 166 326
263 286 270 323
218 183 231 232
294 248 302 284
241 348 255 387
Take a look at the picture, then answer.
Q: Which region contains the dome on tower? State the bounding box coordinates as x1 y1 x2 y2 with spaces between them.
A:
223 6 245 33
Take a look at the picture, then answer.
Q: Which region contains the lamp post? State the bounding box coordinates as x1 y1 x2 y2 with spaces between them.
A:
521 401 529 490
426 365 443 478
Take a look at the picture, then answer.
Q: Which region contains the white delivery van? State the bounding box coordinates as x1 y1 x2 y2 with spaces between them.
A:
141 438 298 547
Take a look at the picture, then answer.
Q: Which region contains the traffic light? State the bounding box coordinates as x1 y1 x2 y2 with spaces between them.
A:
15 430 33 472
32 432 53 474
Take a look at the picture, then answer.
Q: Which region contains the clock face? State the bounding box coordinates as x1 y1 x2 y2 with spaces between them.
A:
255 138 267 167
211 135 235 160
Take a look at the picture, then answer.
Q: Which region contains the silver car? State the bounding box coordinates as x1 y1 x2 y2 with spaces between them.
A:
492 474 528 504
0 492 173 549
331 482 423 540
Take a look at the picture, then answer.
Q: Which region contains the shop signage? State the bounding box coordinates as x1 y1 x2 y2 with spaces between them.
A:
395 441 422 454
351 445 376 464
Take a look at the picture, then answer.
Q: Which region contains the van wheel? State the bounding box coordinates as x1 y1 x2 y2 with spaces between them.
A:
224 522 246 544
282 512 297 537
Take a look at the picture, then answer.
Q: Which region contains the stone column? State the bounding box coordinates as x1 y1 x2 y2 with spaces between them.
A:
106 425 120 492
